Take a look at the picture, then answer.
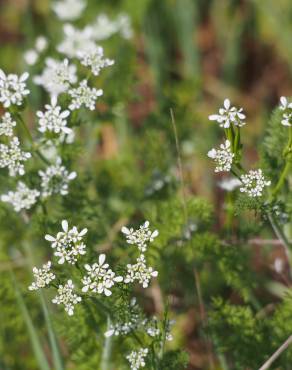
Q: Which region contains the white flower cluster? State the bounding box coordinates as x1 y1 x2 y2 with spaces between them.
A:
24 36 48 66
93 13 133 40
125 254 158 288
39 157 77 198
0 70 30 108
58 24 95 58
1 182 40 212
0 136 31 176
207 140 234 173
279 96 292 127
68 80 103 111
121 221 159 253
52 279 82 316
126 348 148 370
122 221 159 288
37 96 71 135
209 98 246 128
104 315 140 338
34 58 77 97
28 261 55 291
0 113 16 137
78 46 114 76
218 177 241 192
52 0 87 21
82 254 123 296
240 169 271 197
45 220 87 264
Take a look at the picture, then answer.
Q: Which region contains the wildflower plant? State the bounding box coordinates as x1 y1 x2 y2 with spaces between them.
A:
3 1 292 370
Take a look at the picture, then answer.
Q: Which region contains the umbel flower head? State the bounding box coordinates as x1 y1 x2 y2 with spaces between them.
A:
208 140 234 173
0 70 30 108
68 79 103 111
124 254 158 288
1 181 40 212
209 98 246 128
0 113 16 137
38 157 77 198
78 46 114 76
37 96 72 135
45 220 87 264
52 0 87 21
126 348 149 370
34 58 77 97
58 24 95 58
240 169 271 197
28 261 55 291
81 254 123 296
279 96 292 126
52 279 81 316
121 221 159 252
0 136 31 176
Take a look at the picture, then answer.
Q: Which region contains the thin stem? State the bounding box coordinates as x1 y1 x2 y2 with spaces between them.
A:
271 160 291 197
170 108 188 224
271 126 292 198
13 113 50 165
258 335 292 370
101 316 112 370
268 213 292 279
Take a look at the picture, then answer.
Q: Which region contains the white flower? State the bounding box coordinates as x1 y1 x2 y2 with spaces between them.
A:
45 219 87 264
274 258 284 274
52 279 81 316
209 98 246 128
24 50 39 66
57 24 95 58
126 348 148 370
52 0 87 21
35 36 48 53
34 58 77 97
78 46 114 76
92 13 133 41
121 221 159 253
28 261 55 291
0 136 31 176
68 80 103 111
1 181 40 212
208 140 234 173
240 169 271 197
279 96 292 126
37 96 71 135
82 254 123 296
218 177 241 192
0 113 16 136
38 157 77 198
0 70 30 108
124 254 158 288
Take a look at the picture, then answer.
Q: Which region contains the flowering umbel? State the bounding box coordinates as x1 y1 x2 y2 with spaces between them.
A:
209 98 246 128
52 279 82 316
126 348 149 370
1 181 40 212
0 137 31 176
0 70 30 107
121 220 159 252
82 254 123 296
45 220 87 264
28 261 55 291
240 169 271 197
208 140 234 173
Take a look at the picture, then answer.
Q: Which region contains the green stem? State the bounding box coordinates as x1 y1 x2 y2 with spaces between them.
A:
271 126 292 198
13 113 50 165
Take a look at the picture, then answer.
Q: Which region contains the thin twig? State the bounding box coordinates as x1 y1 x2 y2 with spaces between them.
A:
170 108 188 224
258 335 292 370
268 213 292 279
